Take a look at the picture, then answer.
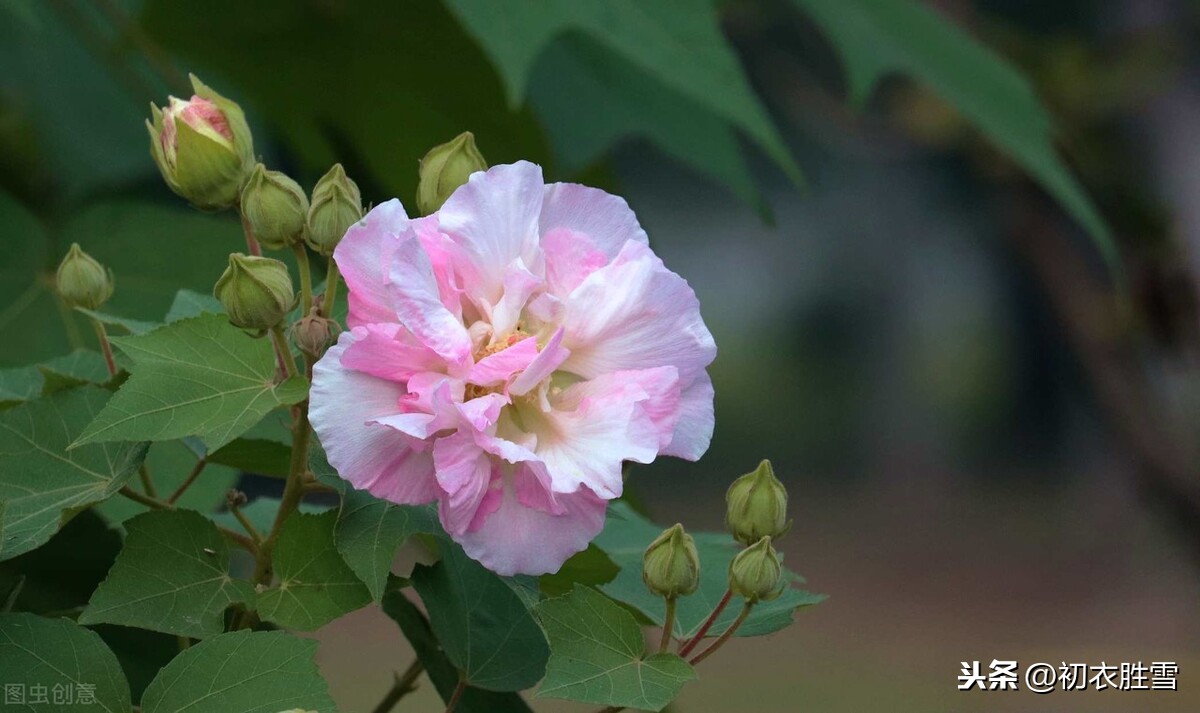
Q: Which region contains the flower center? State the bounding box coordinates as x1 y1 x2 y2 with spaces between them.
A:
464 329 529 401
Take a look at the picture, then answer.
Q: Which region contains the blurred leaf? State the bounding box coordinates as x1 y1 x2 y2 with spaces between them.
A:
257 511 371 631
37 349 112 395
207 437 291 478
80 509 254 639
75 314 308 451
792 0 1115 271
0 613 132 712
95 440 237 525
90 624 180 705
140 630 336 713
141 0 550 203
77 308 160 336
382 590 535 713
539 543 619 598
446 0 800 187
211 497 328 538
411 541 550 691
0 509 119 615
595 502 825 639
0 386 148 561
165 288 223 322
533 585 695 710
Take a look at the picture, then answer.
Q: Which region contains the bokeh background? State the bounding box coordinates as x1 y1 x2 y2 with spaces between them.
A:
4 0 1200 711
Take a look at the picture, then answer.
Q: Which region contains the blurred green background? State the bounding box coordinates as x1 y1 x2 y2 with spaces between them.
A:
3 0 1200 711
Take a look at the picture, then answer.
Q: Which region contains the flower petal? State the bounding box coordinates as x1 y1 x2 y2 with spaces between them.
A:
540 182 649 257
541 228 608 298
334 199 409 328
454 484 608 576
662 371 714 460
310 332 438 504
388 231 473 369
468 336 539 387
433 431 496 536
509 327 569 396
339 323 444 383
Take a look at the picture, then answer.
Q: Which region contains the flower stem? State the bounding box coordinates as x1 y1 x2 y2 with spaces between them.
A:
166 458 207 504
688 602 753 666
270 324 299 380
230 498 263 544
91 319 118 377
322 260 341 319
370 659 424 713
118 486 256 553
240 212 262 256
678 588 733 656
137 464 158 498
445 677 467 713
292 243 314 316
659 597 677 653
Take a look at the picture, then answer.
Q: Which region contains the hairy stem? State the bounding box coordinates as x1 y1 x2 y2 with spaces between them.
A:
688 602 753 665
240 212 262 256
678 588 733 656
230 499 264 544
166 459 206 504
292 244 314 316
270 324 299 380
91 319 118 377
137 464 158 498
659 597 677 653
444 677 467 713
370 659 425 713
322 260 341 318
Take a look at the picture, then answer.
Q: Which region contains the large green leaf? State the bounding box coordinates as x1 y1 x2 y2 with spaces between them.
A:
411 542 549 692
595 502 825 640
257 510 371 631
382 591 535 713
0 613 132 713
446 0 800 185
335 489 439 601
140 630 336 713
792 0 1114 270
79 509 254 639
75 313 308 451
0 386 148 561
534 585 695 710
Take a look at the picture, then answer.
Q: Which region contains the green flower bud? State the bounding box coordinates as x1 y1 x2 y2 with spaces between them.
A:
728 536 783 604
147 74 254 210
55 243 114 310
642 523 700 599
213 254 295 332
725 459 790 546
416 131 487 215
291 311 340 357
240 164 309 250
305 164 362 255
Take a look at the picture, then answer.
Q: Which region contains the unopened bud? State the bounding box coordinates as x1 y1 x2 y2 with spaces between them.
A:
147 74 254 210
305 164 361 255
225 489 248 509
642 523 700 599
416 131 486 215
56 243 114 310
240 164 308 250
291 310 340 357
725 459 790 546
213 254 295 333
728 536 783 603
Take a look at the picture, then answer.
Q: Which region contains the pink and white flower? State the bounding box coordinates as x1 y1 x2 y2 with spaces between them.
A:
309 161 716 575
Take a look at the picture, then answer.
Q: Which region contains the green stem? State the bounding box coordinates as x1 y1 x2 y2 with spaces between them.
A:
678 588 732 656
445 677 467 713
91 319 118 377
118 487 256 553
137 463 158 498
688 602 753 666
370 659 425 713
292 243 314 316
166 458 207 504
659 597 677 653
240 212 262 256
270 324 299 380
230 499 264 544
322 260 341 318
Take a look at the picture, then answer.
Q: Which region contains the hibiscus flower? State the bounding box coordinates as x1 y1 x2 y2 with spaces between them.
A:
309 161 715 575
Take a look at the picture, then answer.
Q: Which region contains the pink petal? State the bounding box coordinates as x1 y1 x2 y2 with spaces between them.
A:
561 240 716 385
433 431 496 536
309 333 438 504
541 228 609 298
540 182 649 258
509 328 570 396
454 484 608 576
339 323 443 383
489 258 543 338
334 199 409 328
387 232 473 370
662 372 715 460
468 336 539 387
437 162 544 304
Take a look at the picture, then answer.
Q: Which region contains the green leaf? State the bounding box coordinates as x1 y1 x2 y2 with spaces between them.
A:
0 386 148 561
539 543 619 598
77 308 160 336
75 313 308 451
79 509 254 639
207 437 292 478
534 585 696 710
165 288 224 322
411 541 549 691
0 613 132 713
0 364 41 407
792 0 1115 271
0 350 111 407
140 630 336 713
383 591 535 713
595 502 825 639
446 0 800 184
211 498 329 540
336 488 440 601
257 511 371 631
0 509 120 615
94 440 238 525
